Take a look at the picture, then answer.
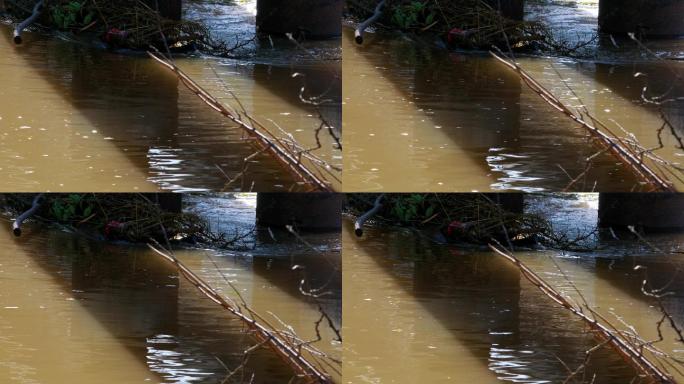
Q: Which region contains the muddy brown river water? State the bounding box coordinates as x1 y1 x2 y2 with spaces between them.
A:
0 1 341 192
343 15 684 192
343 194 684 383
0 195 341 383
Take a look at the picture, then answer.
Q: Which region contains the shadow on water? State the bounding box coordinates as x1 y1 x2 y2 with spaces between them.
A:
250 249 342 326
0 23 341 192
345 220 637 382
5 225 304 383
1 27 279 191
588 59 684 133
344 28 641 192
251 63 342 135
592 253 684 325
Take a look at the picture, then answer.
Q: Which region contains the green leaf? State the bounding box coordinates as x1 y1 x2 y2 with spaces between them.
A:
67 2 82 13
425 205 435 218
426 12 435 25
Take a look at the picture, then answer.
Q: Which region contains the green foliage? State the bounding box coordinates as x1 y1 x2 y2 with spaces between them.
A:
391 1 437 30
390 194 438 223
51 194 95 223
51 1 96 30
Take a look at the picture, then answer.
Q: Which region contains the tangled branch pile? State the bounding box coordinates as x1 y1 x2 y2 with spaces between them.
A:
4 0 237 51
347 0 594 54
348 193 602 250
84 0 206 49
2 193 254 248
347 193 548 242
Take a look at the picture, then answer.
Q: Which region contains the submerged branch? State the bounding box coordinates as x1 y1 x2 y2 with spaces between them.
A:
147 242 334 383
489 242 677 383
147 50 336 192
490 49 677 192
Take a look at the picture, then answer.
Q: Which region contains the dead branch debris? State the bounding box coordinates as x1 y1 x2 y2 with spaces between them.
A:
346 193 596 251
2 193 254 250
284 224 343 345
148 241 339 384
5 0 254 54
347 0 596 56
147 50 340 192
489 242 681 383
490 49 679 192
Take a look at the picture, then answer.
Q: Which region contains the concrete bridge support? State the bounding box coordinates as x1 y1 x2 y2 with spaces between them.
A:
143 0 182 20
599 0 684 36
256 193 342 231
485 0 524 21
489 193 524 214
598 193 684 231
256 0 343 38
140 193 183 213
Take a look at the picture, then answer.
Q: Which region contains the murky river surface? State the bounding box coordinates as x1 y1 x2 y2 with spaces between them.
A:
0 194 341 383
344 1 684 192
343 194 684 383
0 1 341 192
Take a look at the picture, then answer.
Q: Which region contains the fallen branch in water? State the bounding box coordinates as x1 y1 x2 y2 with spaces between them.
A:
489 242 677 383
490 48 676 192
147 241 335 383
147 50 338 192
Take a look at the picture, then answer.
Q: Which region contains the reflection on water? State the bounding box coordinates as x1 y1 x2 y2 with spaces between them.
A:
0 6 341 192
0 196 341 383
344 199 684 383
344 10 684 192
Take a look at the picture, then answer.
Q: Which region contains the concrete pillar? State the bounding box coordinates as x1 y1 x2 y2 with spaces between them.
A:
256 193 342 231
140 193 183 213
599 193 684 231
599 0 684 36
155 193 183 213
256 0 343 39
489 193 524 214
484 0 524 21
143 0 182 20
